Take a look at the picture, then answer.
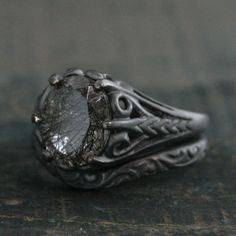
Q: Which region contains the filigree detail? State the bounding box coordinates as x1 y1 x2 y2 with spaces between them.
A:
92 79 194 163
33 69 208 189
53 138 207 189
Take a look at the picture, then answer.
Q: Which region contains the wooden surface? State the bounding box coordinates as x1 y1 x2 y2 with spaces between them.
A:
0 0 235 235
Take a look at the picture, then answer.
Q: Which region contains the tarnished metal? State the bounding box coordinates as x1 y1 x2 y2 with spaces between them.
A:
32 68 209 189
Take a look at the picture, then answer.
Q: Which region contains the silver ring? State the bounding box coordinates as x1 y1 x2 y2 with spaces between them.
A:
32 68 209 189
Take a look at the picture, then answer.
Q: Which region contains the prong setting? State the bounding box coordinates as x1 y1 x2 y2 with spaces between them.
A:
94 80 102 90
85 70 106 80
32 68 208 189
64 68 84 77
31 114 42 124
48 74 63 87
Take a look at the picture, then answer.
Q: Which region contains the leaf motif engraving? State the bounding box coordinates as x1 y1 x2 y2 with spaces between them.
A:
54 138 207 189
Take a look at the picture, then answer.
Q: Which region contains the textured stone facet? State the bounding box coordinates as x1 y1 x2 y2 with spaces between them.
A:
42 83 90 163
36 75 110 168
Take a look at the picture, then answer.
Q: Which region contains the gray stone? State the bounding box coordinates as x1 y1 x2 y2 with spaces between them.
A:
36 75 111 167
40 79 90 165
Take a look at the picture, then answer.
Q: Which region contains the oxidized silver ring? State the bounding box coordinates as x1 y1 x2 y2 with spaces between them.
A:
32 68 209 189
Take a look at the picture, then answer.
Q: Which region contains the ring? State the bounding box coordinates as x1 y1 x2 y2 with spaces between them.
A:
32 68 209 189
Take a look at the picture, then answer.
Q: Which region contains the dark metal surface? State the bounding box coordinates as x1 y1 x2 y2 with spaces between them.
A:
0 0 236 235
33 69 208 189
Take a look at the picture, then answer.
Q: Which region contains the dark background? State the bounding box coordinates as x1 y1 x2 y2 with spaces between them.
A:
0 0 235 235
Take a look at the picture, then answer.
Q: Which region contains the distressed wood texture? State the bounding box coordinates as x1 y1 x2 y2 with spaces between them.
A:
0 0 235 235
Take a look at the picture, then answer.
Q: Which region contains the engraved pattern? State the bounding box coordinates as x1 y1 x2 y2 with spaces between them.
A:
33 70 208 189
92 79 197 164
106 117 190 139
52 138 207 189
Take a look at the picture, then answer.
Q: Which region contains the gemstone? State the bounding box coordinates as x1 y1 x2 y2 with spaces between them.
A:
36 75 110 167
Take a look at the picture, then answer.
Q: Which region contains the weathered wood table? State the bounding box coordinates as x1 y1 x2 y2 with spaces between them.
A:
0 0 235 235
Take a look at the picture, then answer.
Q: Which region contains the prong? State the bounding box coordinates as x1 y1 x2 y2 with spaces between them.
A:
64 68 84 77
104 74 113 80
32 114 42 124
85 70 105 80
94 80 102 90
48 74 63 87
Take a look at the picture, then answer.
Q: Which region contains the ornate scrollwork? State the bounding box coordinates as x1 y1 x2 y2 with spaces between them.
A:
52 138 207 189
33 69 208 189
91 79 199 166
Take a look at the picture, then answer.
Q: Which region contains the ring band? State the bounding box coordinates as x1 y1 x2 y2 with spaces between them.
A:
32 68 209 189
